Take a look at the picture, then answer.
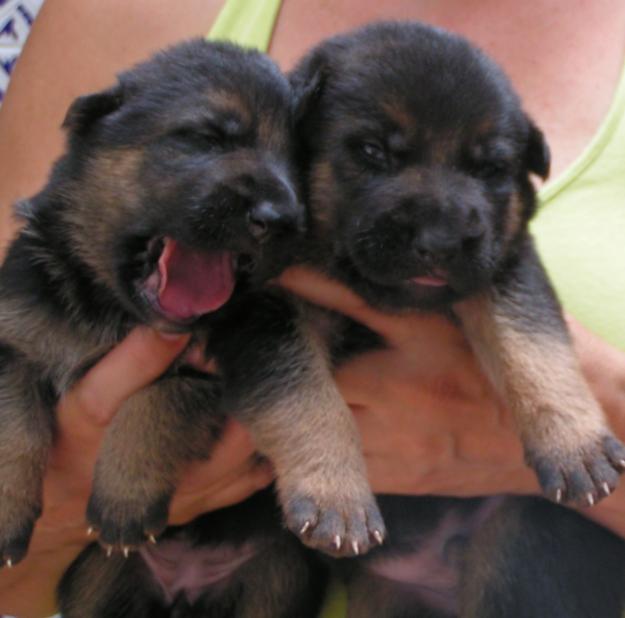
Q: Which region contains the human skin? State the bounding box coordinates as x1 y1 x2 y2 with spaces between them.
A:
0 0 625 615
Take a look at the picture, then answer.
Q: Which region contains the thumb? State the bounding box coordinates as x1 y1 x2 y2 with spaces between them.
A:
278 266 402 340
57 327 189 449
278 266 460 345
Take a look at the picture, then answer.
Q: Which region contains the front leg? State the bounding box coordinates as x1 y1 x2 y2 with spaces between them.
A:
87 373 222 553
212 291 385 557
0 348 54 566
454 238 625 506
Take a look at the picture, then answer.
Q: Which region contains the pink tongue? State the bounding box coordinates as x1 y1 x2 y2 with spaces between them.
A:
158 239 235 320
412 275 448 287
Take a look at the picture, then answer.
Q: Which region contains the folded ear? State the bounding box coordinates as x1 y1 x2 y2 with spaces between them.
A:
62 84 123 136
289 48 329 129
525 117 550 180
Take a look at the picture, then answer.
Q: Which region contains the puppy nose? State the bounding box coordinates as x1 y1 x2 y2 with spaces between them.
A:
413 234 460 265
247 201 303 241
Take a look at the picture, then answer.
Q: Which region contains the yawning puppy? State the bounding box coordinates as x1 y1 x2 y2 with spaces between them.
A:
0 36 382 588
289 21 625 617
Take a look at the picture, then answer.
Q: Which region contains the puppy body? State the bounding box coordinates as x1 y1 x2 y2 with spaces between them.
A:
289 21 625 617
0 38 384 615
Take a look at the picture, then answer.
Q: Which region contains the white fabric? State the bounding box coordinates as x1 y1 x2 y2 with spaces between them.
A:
0 0 44 104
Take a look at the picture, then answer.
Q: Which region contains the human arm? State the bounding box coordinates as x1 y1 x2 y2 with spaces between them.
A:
279 266 625 537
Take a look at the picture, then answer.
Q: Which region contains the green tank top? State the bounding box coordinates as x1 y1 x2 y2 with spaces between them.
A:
209 0 625 353
206 2 625 617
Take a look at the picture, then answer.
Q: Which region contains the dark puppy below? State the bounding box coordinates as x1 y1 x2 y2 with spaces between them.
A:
288 21 625 617
0 39 384 616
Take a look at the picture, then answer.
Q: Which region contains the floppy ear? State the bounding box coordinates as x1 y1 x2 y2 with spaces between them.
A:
289 48 329 129
62 85 123 136
525 118 551 180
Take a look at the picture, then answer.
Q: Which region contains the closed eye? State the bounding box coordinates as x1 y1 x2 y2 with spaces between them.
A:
172 124 225 150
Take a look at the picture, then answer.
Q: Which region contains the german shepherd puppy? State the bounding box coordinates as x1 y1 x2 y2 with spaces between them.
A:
287 21 625 617
0 37 383 599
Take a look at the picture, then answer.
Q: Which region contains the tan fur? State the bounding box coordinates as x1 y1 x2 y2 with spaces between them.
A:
91 375 222 542
459 501 522 618
309 159 339 236
237 304 380 556
63 148 145 291
0 360 52 560
455 293 609 465
382 101 416 135
503 193 524 248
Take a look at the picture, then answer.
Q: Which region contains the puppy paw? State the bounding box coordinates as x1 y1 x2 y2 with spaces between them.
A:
282 491 386 558
0 517 37 568
528 435 625 506
86 492 169 556
0 489 41 568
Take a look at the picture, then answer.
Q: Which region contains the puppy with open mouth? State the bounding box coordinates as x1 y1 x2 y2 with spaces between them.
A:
0 38 385 616
289 21 625 617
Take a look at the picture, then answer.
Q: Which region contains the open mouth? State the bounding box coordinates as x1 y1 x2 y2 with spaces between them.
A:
142 237 252 323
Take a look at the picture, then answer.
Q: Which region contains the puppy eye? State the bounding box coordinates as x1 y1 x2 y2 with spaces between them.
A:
474 159 510 180
174 127 223 150
360 141 388 166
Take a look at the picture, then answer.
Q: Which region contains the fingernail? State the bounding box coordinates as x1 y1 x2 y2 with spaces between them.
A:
156 331 188 343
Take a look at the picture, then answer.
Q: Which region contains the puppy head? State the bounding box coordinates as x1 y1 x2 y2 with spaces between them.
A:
47 39 304 329
292 22 549 311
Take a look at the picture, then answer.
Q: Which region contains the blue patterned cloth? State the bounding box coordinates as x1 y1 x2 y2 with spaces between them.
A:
0 0 44 105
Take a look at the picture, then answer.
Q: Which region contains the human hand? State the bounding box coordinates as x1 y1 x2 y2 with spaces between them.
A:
279 266 546 498
280 266 625 541
0 326 271 618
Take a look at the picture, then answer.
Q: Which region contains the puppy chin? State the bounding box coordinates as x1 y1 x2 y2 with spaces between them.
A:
346 250 492 311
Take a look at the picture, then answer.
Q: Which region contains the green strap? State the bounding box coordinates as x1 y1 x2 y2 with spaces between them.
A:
207 0 282 51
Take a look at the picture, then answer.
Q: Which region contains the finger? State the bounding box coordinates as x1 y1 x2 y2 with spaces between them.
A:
177 421 257 494
171 460 274 524
277 266 401 339
58 327 189 445
278 266 461 345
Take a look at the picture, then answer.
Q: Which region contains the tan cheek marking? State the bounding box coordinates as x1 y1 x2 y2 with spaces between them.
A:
257 115 289 153
503 192 524 247
64 148 144 277
309 159 340 235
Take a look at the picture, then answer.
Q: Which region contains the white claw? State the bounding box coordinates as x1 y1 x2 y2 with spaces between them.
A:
352 541 359 555
86 526 95 537
148 534 157 545
603 482 611 496
300 521 311 535
5 559 12 569
587 493 595 507
373 530 384 545
555 489 563 503
106 545 113 558
333 535 342 550
123 547 129 558
619 459 625 469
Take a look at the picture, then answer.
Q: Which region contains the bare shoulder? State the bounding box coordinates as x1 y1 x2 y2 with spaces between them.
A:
0 0 223 240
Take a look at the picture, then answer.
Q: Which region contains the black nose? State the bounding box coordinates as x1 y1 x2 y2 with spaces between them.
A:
413 233 461 266
247 201 302 241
